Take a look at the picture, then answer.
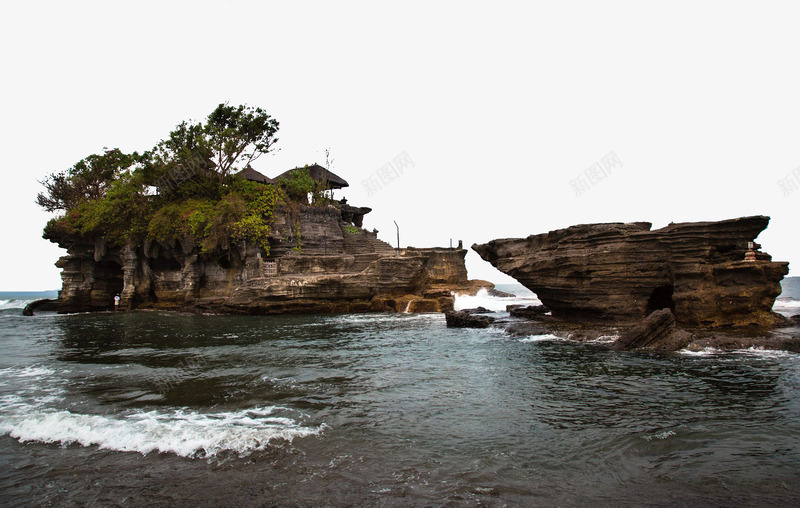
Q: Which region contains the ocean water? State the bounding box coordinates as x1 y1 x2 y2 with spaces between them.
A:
1 284 799 506
775 276 800 314
0 291 57 311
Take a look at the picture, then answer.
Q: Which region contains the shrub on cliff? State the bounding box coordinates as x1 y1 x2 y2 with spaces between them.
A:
36 148 138 213
147 181 286 254
43 173 152 245
228 179 286 255
40 104 291 256
278 167 315 203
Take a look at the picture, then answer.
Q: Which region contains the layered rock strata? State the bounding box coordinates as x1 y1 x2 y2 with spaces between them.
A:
52 203 473 314
473 216 789 327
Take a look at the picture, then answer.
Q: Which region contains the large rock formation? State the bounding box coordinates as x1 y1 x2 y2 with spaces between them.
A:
473 216 789 327
52 202 472 314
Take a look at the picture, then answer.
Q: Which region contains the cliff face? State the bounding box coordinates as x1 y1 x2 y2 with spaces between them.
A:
473 216 789 327
54 203 470 314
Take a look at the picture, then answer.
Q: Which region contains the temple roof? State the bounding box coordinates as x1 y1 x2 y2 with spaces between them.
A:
236 167 275 185
274 164 349 189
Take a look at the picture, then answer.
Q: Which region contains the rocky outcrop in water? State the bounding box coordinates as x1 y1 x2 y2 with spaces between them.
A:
611 309 693 352
50 203 474 314
473 216 789 328
22 299 60 316
506 304 549 320
445 310 496 328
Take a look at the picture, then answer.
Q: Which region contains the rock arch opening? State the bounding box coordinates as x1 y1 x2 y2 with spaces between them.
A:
645 284 675 316
95 260 124 309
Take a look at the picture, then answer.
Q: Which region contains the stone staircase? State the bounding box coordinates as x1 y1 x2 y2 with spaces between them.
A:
340 224 396 269
352 253 381 272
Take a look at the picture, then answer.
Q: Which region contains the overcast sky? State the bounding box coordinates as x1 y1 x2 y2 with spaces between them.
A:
1 1 798 290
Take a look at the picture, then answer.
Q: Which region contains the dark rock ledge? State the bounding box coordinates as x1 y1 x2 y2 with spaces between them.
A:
445 310 496 328
448 304 800 354
22 299 60 316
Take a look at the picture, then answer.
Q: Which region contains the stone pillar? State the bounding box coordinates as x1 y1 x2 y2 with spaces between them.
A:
120 243 139 309
182 253 200 293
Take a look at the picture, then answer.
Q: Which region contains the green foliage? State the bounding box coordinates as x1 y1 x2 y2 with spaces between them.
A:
145 180 285 254
43 172 152 245
277 165 336 206
344 225 360 235
200 194 246 252
39 104 304 256
40 103 280 213
37 148 138 212
205 103 279 182
228 180 286 255
147 199 217 244
292 221 302 252
310 178 333 206
278 167 315 203
138 121 221 201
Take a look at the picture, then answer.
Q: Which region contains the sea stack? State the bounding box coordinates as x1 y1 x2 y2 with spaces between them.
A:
48 167 474 315
473 216 789 327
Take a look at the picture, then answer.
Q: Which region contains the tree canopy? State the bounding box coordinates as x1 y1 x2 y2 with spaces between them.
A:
38 103 281 212
36 148 137 212
39 103 297 255
205 103 279 182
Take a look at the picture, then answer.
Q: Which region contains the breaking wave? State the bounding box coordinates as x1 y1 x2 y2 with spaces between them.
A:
774 298 800 309
453 288 541 312
518 334 562 343
0 364 324 459
0 299 35 310
0 405 325 458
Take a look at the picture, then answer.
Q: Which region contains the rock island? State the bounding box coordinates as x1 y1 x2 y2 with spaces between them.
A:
39 104 478 314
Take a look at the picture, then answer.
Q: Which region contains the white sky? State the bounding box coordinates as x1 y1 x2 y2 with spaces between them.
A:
1 0 798 290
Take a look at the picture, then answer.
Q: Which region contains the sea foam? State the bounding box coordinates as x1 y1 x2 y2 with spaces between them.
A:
453 288 541 312
0 299 35 310
773 298 800 309
518 334 562 343
0 405 325 458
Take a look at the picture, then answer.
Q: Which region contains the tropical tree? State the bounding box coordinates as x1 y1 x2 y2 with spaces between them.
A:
204 103 279 184
138 103 280 199
36 148 137 212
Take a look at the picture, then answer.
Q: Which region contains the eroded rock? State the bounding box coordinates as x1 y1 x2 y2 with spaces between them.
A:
473 216 789 328
507 304 549 319
22 299 60 316
612 309 693 353
462 307 493 314
48 202 478 315
445 310 496 328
